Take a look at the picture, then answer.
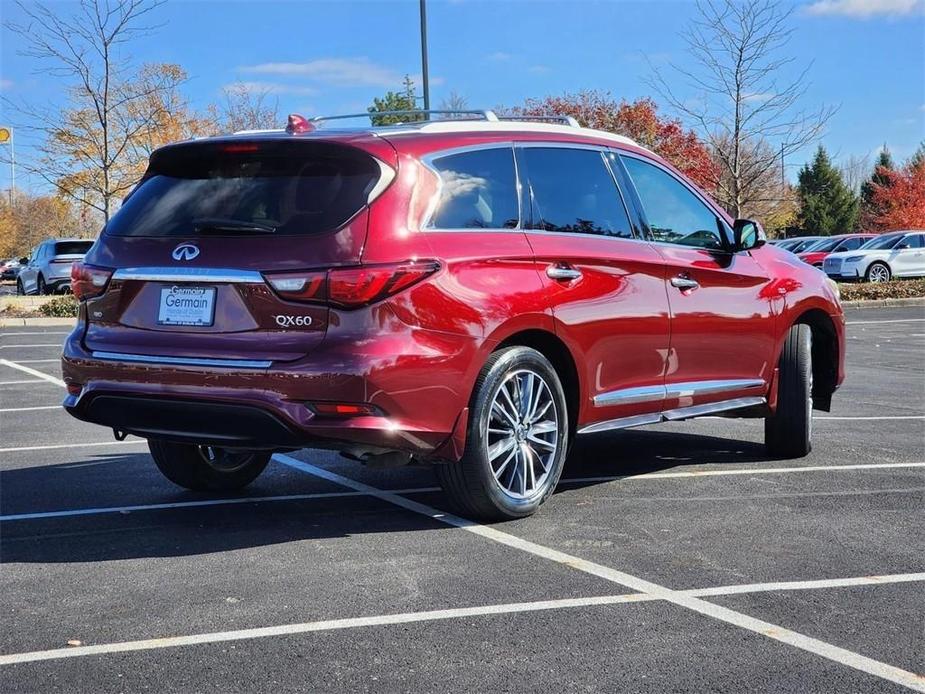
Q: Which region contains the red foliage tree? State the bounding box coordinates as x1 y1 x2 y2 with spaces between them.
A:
863 151 925 232
507 91 719 191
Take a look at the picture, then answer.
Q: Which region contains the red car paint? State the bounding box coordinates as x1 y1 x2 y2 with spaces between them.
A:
61 122 845 460
797 233 875 267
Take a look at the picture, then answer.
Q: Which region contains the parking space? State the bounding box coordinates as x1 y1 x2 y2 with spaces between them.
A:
1 308 923 692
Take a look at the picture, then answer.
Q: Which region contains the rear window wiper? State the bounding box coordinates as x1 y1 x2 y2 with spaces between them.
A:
192 218 277 234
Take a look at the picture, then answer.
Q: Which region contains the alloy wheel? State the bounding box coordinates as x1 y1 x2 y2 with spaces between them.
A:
197 446 255 473
868 264 890 283
485 368 559 501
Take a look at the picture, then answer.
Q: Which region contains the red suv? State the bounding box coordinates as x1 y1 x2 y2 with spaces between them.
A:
62 111 846 520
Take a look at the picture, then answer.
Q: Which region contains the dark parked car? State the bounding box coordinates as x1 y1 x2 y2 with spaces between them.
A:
62 111 846 520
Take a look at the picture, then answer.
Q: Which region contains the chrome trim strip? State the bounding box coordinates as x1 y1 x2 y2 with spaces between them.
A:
661 396 767 421
593 378 765 407
593 385 666 407
92 351 271 369
664 378 765 399
112 267 265 284
578 396 767 435
578 413 662 435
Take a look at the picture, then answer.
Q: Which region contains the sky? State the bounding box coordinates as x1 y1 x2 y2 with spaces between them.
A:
1 0 923 194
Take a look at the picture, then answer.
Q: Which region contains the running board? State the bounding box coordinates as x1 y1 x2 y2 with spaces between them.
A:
578 396 767 435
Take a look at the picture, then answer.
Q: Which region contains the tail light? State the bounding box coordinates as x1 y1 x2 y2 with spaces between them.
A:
265 261 439 308
71 262 112 300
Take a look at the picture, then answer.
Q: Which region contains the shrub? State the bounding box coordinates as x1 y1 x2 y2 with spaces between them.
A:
837 278 925 302
38 295 79 317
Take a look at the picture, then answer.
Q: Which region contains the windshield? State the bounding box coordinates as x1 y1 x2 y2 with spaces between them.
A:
803 237 842 253
791 238 822 253
860 234 903 250
106 141 381 238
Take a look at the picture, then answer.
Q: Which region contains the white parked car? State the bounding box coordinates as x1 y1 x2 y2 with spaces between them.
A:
823 230 925 283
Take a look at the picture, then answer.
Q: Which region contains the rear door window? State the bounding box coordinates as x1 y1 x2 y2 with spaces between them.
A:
621 155 725 250
521 147 634 238
426 147 519 229
106 141 383 237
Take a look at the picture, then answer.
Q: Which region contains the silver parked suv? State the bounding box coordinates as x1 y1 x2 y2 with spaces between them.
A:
16 239 94 295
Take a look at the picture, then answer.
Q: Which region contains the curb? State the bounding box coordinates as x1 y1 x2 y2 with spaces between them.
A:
0 317 77 327
841 297 925 309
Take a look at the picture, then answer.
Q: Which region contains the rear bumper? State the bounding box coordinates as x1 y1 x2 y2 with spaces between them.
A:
61 321 484 459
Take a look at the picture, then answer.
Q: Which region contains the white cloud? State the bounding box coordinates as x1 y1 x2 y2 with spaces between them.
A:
224 81 317 96
486 51 513 62
528 65 551 74
804 0 924 17
240 58 405 88
743 92 775 102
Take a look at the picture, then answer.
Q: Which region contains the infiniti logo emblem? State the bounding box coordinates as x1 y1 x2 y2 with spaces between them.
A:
172 243 200 261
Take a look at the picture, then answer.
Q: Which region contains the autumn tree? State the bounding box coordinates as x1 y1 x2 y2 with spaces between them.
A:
508 91 718 190
862 145 925 232
797 146 859 235
210 83 280 134
0 192 90 259
368 75 423 125
650 0 835 219
5 0 181 223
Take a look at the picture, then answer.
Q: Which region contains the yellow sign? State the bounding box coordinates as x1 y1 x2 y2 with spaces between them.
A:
0 127 10 144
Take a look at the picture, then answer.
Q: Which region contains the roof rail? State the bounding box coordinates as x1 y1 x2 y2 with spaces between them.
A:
311 109 499 125
500 114 581 128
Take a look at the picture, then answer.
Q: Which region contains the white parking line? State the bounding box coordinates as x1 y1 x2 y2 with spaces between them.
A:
0 379 46 386
559 461 925 485
0 344 62 349
0 359 65 387
816 415 925 421
846 318 925 325
274 455 925 692
11 359 60 364
0 332 70 337
0 405 60 413
0 487 442 522
2 571 923 667
0 440 143 454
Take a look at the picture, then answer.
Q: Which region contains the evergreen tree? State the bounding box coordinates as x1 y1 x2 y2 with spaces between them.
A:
797 146 860 234
367 75 423 126
860 147 894 223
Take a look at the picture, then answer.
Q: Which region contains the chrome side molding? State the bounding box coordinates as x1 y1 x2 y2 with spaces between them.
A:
593 378 765 407
92 351 272 369
112 267 265 284
578 396 767 435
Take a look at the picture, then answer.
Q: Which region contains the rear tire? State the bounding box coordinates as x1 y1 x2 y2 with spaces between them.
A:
765 324 813 458
148 439 270 491
15 279 25 295
865 262 891 283
37 275 48 295
435 346 569 521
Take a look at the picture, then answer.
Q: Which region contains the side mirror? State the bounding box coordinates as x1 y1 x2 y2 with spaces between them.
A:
896 242 911 250
733 219 766 251
18 257 28 265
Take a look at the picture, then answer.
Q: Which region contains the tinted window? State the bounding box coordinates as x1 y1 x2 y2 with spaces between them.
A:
428 147 518 229
862 234 904 250
900 234 924 249
53 241 93 256
107 141 381 237
836 237 866 252
622 156 724 250
521 148 633 238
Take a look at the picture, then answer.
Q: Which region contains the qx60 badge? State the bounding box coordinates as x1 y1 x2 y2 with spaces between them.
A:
275 315 313 328
172 243 200 261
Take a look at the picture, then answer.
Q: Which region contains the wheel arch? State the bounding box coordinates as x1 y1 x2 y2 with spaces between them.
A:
495 329 581 440
792 308 839 411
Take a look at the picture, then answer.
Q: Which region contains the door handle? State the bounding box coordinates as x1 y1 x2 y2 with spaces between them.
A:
670 275 700 291
546 265 582 281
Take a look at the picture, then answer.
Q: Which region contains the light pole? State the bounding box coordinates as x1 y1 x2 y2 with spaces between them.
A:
419 0 430 111
0 127 12 206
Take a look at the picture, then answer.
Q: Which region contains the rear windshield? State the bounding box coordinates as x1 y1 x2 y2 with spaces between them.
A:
106 141 382 237
53 241 93 256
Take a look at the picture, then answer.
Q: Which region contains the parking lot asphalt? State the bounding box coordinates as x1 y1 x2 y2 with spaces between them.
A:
1 306 923 693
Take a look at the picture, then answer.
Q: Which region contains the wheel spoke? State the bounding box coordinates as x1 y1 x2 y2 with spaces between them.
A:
493 445 517 480
527 433 556 450
530 420 557 434
520 372 535 419
487 436 516 462
499 382 521 423
492 399 517 427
